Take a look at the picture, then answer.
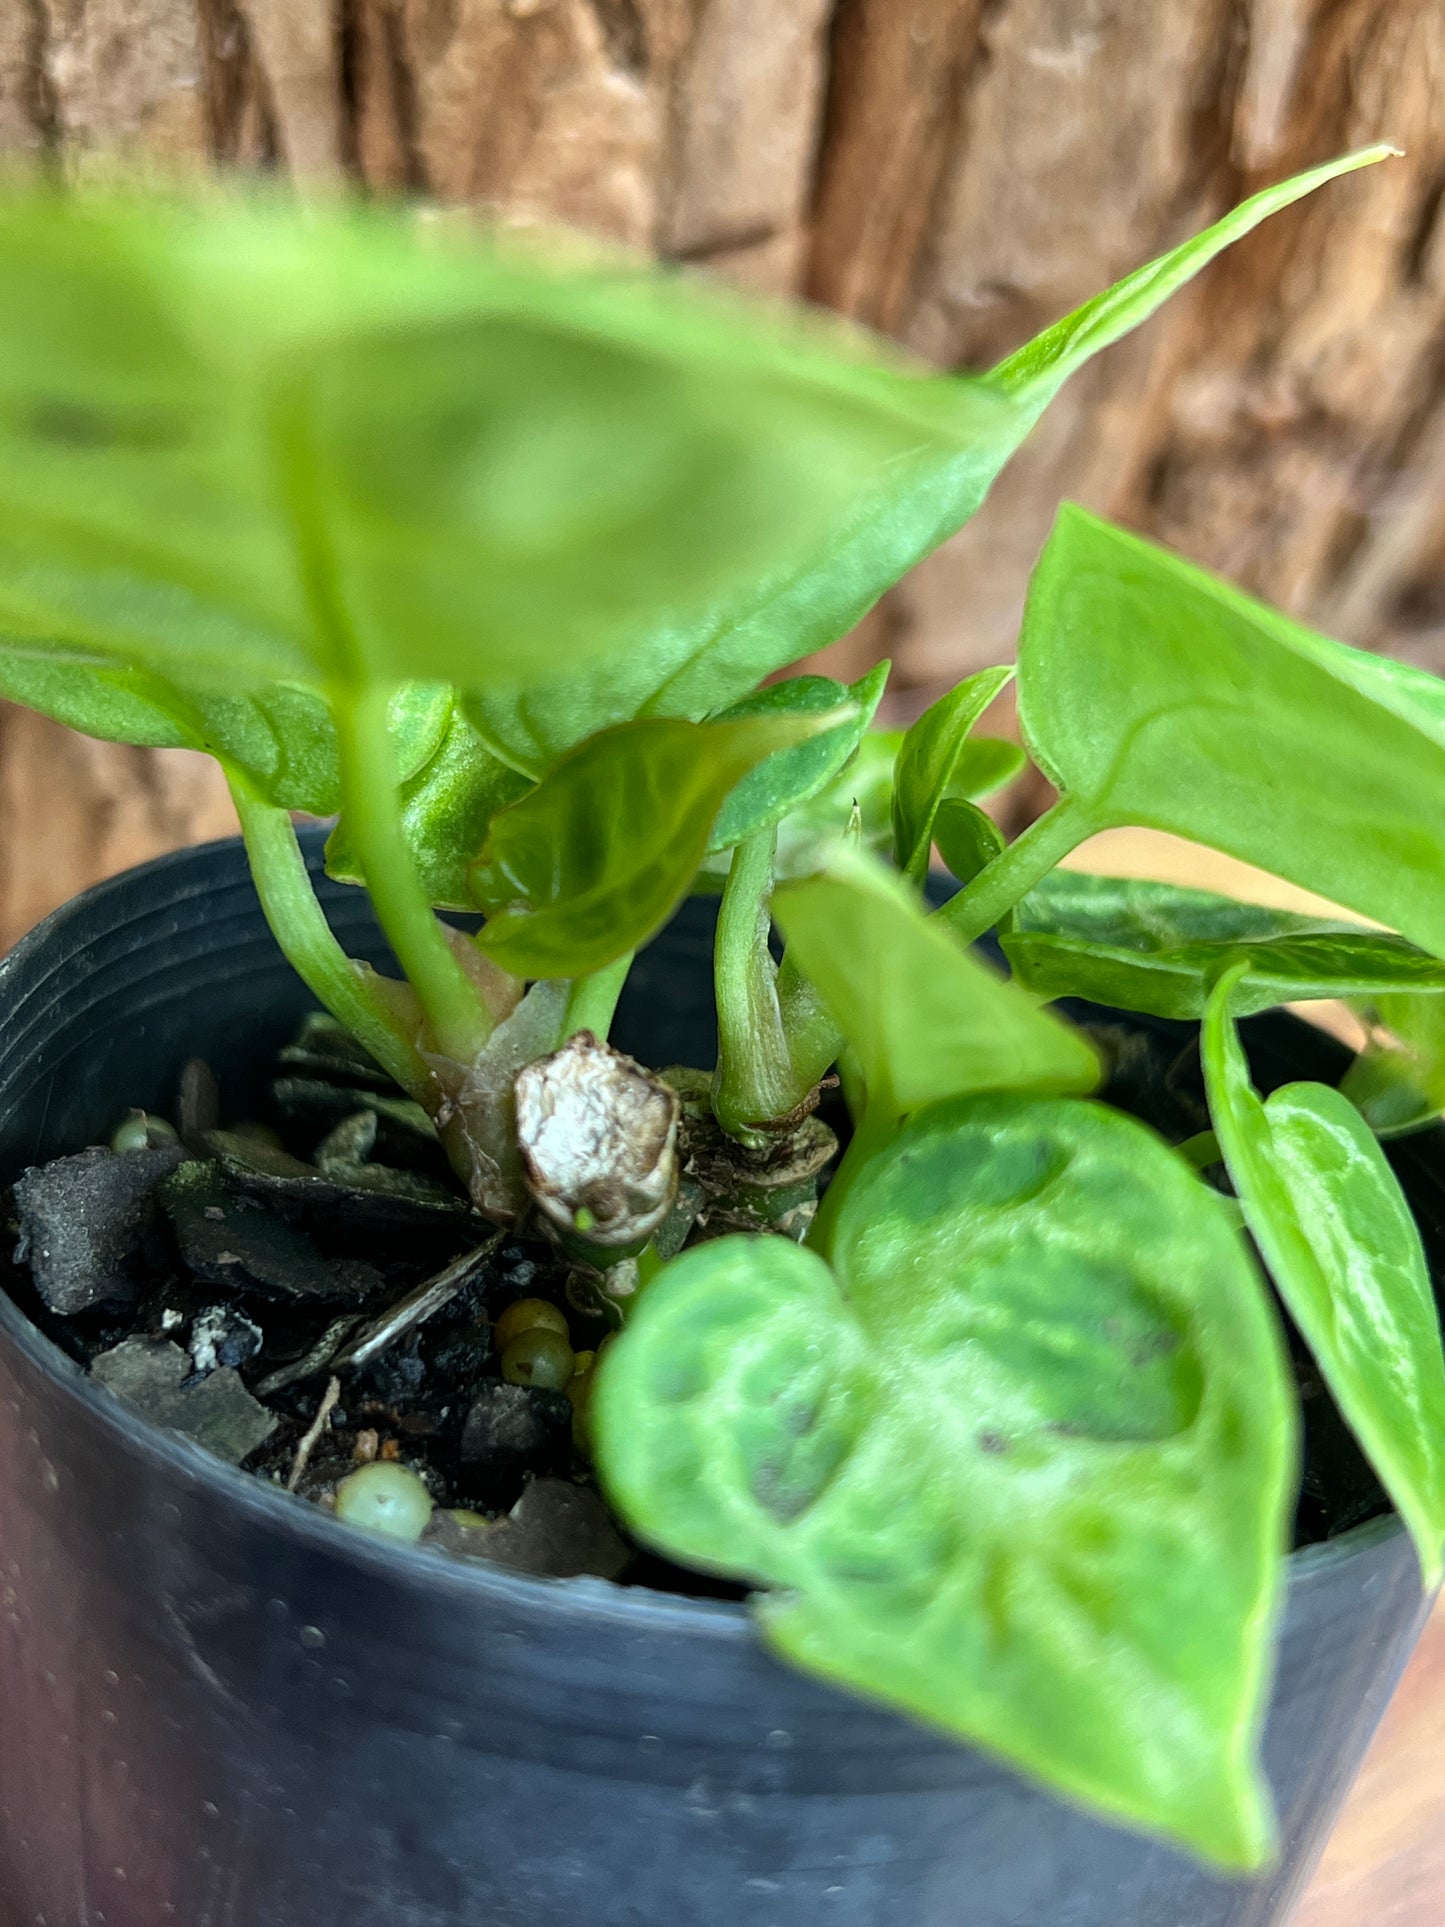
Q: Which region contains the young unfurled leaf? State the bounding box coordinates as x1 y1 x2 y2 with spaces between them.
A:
932 795 1005 891
1013 508 1445 957
706 663 888 854
595 1095 1294 1866
892 667 1013 881
1343 994 1445 1138
952 735 1026 800
772 850 1098 1121
0 186 985 698
327 706 529 911
1004 872 1445 1019
473 711 851 979
693 728 902 894
0 639 450 815
470 151 1388 773
1203 972 1445 1586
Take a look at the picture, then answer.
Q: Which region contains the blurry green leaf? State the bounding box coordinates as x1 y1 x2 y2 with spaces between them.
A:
0 186 989 699
707 663 888 854
1004 872 1445 1019
327 705 529 910
473 710 849 978
772 849 1098 1120
1204 972 1445 1586
892 667 1013 881
953 734 1026 800
0 637 449 815
1015 507 1445 957
596 1094 1294 1867
1343 993 1445 1137
471 152 1387 772
932 795 1005 891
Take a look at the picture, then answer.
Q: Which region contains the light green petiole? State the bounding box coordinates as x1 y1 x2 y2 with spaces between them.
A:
225 767 433 1101
332 684 494 1065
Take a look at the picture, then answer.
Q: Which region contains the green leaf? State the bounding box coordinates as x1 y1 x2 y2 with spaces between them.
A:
706 663 889 854
953 735 1026 800
932 795 1005 890
1203 972 1445 1587
473 710 850 978
595 1095 1295 1866
1015 506 1445 957
772 849 1098 1120
326 704 529 910
1004 872 1445 1019
695 728 902 894
1343 993 1445 1137
892 667 1013 881
0 185 988 700
470 152 1388 772
0 637 450 815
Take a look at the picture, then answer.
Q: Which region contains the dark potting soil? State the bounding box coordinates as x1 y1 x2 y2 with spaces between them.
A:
0 1010 1393 1592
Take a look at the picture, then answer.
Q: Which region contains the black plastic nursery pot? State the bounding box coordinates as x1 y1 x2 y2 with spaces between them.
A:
0 834 1435 1927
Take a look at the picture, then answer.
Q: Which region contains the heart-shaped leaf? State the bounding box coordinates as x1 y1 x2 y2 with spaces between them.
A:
327 706 530 911
1203 971 1445 1586
0 185 985 699
772 849 1098 1120
595 1093 1295 1866
892 667 1013 881
469 151 1388 773
1012 507 1445 958
706 663 889 854
1004 872 1445 1019
473 710 851 978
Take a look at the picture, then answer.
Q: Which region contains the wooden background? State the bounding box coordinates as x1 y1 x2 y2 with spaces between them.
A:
0 10 1443 1913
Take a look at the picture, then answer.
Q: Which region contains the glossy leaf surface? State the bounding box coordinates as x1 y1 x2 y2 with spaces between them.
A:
0 640 449 815
932 795 1005 890
772 850 1098 1119
1004 872 1445 1019
0 186 987 698
1017 507 1445 958
707 663 888 854
892 667 1012 880
596 1095 1294 1865
473 710 848 978
1203 974 1445 1585
470 152 1386 772
326 705 529 910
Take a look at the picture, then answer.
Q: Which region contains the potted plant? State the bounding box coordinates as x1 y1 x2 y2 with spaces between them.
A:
0 144 1438 1926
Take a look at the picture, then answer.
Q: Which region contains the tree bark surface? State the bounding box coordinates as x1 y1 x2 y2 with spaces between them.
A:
1 0 1441 949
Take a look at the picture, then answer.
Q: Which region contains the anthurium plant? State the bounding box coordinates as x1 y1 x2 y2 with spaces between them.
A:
3 145 1441 1873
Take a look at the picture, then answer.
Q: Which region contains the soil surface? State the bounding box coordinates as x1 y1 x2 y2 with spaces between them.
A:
0 1010 1394 1587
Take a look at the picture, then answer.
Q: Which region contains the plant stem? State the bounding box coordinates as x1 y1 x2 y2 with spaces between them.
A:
226 769 433 1100
934 796 1090 944
333 685 493 1063
563 951 635 1043
713 828 800 1139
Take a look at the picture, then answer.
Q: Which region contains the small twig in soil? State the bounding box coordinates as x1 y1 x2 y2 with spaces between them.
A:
287 1374 341 1492
331 1233 504 1373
